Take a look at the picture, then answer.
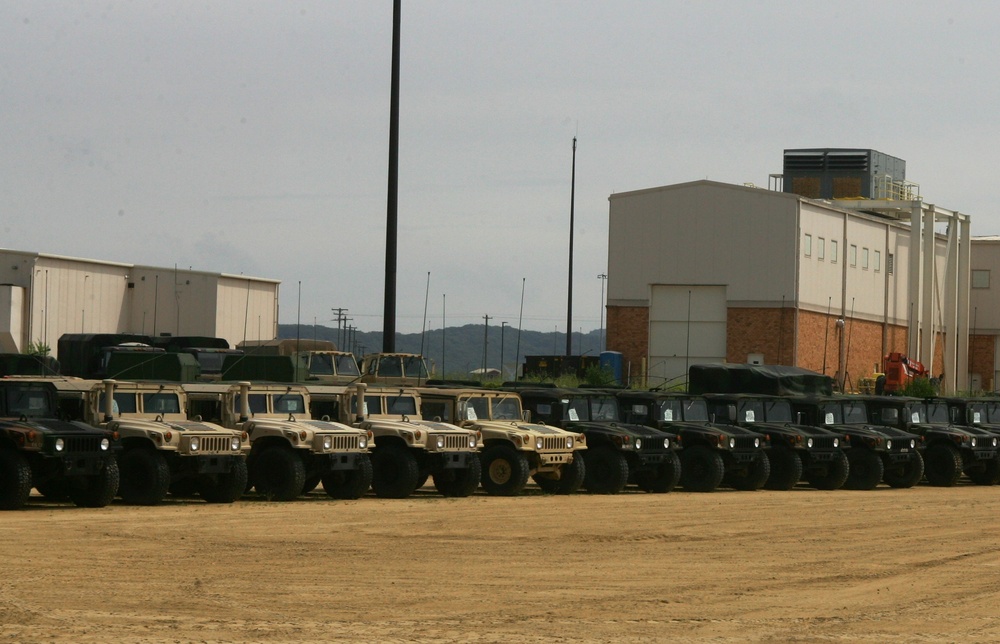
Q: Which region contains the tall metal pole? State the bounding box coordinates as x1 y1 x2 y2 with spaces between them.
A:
500 321 507 380
597 273 607 352
565 137 577 356
383 0 401 352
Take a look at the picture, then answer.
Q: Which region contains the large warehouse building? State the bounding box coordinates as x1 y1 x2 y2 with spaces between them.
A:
606 149 978 393
0 249 280 358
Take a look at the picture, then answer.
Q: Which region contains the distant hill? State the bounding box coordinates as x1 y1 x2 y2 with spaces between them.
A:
278 323 603 379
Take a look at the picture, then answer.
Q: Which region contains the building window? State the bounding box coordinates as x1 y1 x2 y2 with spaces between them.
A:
831 240 838 263
887 253 894 274
862 248 869 270
874 250 881 272
973 270 990 289
817 237 825 260
849 244 857 267
804 234 812 257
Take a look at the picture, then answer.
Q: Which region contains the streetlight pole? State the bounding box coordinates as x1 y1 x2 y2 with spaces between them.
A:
565 137 577 357
500 321 508 380
597 273 607 353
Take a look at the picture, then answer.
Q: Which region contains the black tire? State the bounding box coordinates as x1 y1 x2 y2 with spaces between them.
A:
882 452 925 488
843 448 884 490
252 446 306 501
323 454 374 500
966 457 1000 486
680 445 725 493
923 443 963 487
534 454 586 495
634 452 681 493
201 459 249 503
807 451 850 490
0 449 33 511
583 446 630 494
433 456 482 497
725 452 771 491
69 459 120 508
301 475 322 495
119 448 171 505
764 446 803 491
480 445 531 496
371 445 421 498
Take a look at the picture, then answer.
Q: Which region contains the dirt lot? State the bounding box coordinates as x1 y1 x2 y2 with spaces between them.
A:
2 482 1000 643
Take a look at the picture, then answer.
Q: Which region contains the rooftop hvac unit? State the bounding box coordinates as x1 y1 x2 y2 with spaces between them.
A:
782 148 906 201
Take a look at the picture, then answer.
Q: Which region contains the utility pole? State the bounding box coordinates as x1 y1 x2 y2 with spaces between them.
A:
482 314 492 379
331 307 348 348
500 321 508 380
597 273 608 353
566 136 577 357
383 0 401 352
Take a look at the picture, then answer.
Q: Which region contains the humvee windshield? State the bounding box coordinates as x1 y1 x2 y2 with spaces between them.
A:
492 396 521 420
274 394 306 414
337 354 360 376
143 393 181 414
735 400 765 424
402 356 427 378
658 398 709 423
233 393 268 415
99 392 138 414
843 401 868 424
4 383 55 417
926 402 950 424
763 400 792 423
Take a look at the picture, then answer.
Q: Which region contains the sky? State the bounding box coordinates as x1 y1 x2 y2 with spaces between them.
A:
3 1 1000 334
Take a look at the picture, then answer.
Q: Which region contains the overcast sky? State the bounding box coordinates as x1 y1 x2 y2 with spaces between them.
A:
3 1 999 334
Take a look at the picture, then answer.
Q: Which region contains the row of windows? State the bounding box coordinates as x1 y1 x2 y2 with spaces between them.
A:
803 234 888 272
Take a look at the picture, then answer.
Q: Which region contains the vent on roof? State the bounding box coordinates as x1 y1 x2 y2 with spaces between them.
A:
781 148 905 200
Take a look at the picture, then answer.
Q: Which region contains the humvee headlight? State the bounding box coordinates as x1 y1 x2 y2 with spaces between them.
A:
101 438 110 451
359 437 368 449
468 435 477 449
910 439 916 449
993 438 998 448
805 438 813 448
231 437 242 451
663 438 670 449
566 437 573 449
55 438 65 452
971 437 978 447
754 438 760 448
634 438 642 450
728 437 736 449
190 437 200 451
436 436 445 449
832 438 839 448
885 440 892 450
535 437 544 450
322 436 333 450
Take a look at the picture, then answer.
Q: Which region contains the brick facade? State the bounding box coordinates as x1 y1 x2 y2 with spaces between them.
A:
606 305 648 378
970 334 995 391
726 308 794 366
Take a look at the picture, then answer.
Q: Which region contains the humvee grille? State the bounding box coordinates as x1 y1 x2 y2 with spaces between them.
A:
433 433 474 451
61 435 104 454
197 435 235 454
733 436 761 450
810 436 839 450
328 434 363 451
539 436 569 451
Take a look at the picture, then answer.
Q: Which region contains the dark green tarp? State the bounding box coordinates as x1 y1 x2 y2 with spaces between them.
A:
688 363 834 396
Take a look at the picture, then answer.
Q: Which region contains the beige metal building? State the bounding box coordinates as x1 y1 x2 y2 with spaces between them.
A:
606 179 972 392
969 237 1000 391
0 249 280 358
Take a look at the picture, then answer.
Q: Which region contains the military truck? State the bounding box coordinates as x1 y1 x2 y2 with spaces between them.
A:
864 396 999 486
702 394 850 490
790 396 924 489
419 386 587 495
0 378 119 510
308 383 481 498
618 390 769 492
53 379 249 504
512 386 681 494
183 382 372 501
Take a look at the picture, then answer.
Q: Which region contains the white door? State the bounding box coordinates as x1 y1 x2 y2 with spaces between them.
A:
647 285 726 388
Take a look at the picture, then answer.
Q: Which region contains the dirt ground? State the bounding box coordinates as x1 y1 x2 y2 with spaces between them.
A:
2 482 1000 643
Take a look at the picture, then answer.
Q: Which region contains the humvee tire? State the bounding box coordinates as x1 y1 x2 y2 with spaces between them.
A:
253 446 307 501
923 443 963 487
844 449 884 490
68 460 120 508
634 452 681 493
883 452 924 488
764 446 803 490
725 453 771 491
966 458 1000 486
680 445 725 493
534 453 586 495
119 448 171 505
433 457 481 497
583 446 629 494
322 454 374 500
480 445 530 496
301 475 322 495
372 445 421 498
201 459 249 503
806 451 850 490
0 449 33 511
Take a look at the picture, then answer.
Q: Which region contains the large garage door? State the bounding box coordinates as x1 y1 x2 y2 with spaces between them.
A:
648 285 726 388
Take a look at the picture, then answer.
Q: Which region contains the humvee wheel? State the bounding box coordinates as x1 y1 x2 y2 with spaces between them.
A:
434 456 482 497
634 451 681 493
807 451 850 490
725 452 770 491
923 443 963 487
883 452 924 488
534 454 586 495
301 475 322 495
764 446 802 490
844 448 884 490
481 445 530 496
967 457 1000 486
119 448 171 505
253 446 306 502
583 446 629 494
680 445 725 492
0 449 33 511
371 445 420 498
69 459 120 508
201 459 249 503
323 454 374 499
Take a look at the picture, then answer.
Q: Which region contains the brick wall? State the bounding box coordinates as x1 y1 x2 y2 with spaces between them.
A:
606 305 648 377
970 335 995 391
726 308 794 365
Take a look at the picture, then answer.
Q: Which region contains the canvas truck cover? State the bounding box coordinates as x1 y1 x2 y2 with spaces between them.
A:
688 363 835 396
